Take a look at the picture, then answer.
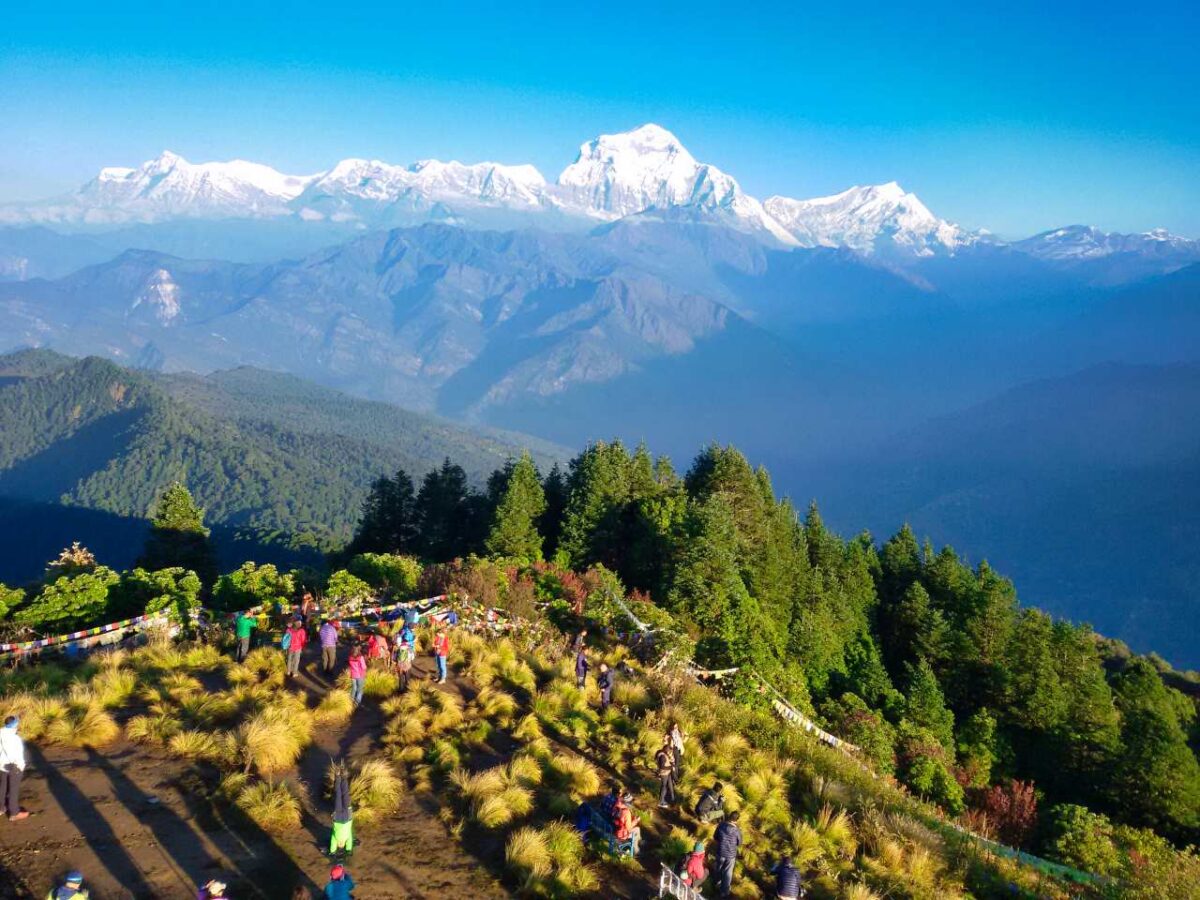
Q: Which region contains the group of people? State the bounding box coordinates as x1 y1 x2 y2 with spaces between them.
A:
571 629 616 710
40 866 357 900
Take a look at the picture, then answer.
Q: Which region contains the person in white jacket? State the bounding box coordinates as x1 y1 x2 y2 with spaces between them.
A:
0 716 28 821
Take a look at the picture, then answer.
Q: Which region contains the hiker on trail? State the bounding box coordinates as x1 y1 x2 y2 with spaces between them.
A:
679 841 708 888
1 715 28 822
198 879 228 900
347 645 367 707
713 811 743 897
330 769 355 856
366 630 390 670
613 791 641 856
300 591 317 626
570 628 588 654
46 871 88 900
324 864 355 900
432 626 450 684
235 610 255 662
656 739 677 808
574 649 589 688
394 627 415 692
319 618 340 675
283 617 307 678
669 721 686 770
770 855 803 900
597 663 614 711
402 602 420 629
695 781 726 823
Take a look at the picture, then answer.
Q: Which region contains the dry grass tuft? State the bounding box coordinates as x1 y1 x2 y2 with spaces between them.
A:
235 780 301 833
45 703 119 748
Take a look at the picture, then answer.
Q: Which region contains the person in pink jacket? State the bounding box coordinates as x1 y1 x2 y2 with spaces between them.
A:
347 645 367 707
283 617 308 678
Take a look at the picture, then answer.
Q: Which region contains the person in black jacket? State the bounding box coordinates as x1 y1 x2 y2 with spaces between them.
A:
770 855 803 899
694 781 725 823
712 810 742 897
597 663 614 711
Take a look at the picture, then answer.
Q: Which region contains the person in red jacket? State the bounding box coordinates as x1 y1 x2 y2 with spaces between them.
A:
432 627 450 684
680 841 708 888
284 617 307 678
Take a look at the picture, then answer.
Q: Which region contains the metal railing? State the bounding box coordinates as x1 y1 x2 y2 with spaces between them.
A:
658 863 706 900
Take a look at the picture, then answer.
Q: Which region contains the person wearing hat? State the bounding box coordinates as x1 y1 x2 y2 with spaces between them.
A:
283 616 308 678
46 871 88 900
198 878 227 900
680 840 708 888
612 791 640 856
324 863 355 900
0 715 28 822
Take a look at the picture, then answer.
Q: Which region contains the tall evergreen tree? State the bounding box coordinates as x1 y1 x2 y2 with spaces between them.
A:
138 482 217 585
485 452 547 560
346 469 418 555
414 458 481 561
539 463 569 559
558 441 633 571
904 658 956 753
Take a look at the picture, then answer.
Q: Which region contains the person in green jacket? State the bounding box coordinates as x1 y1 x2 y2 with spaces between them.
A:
235 611 256 662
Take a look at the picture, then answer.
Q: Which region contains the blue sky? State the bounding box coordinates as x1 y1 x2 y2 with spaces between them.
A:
2 1 1198 237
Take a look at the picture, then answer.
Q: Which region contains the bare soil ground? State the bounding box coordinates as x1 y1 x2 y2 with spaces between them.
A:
0 652 517 899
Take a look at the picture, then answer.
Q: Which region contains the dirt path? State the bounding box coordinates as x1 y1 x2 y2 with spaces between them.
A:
0 648 515 899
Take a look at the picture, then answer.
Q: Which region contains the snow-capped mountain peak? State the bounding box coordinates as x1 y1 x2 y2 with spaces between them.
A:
557 123 797 244
1014 224 1200 261
764 182 968 256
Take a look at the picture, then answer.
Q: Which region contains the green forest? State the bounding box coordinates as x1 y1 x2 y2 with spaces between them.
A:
1 438 1198 890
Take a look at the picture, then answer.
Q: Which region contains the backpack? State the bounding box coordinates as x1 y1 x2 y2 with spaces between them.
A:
281 630 292 651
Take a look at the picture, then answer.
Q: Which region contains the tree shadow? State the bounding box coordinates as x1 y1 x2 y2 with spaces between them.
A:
25 744 156 897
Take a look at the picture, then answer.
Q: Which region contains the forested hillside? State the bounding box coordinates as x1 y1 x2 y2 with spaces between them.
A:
1 436 1197 893
0 350 561 580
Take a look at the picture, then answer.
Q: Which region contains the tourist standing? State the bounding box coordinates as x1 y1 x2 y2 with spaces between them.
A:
432 627 450 684
347 645 367 707
0 716 28 822
283 617 307 678
713 811 743 897
319 618 339 674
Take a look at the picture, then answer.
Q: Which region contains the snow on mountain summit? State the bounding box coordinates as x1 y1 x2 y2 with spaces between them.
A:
765 182 969 257
557 124 797 245
1013 224 1200 261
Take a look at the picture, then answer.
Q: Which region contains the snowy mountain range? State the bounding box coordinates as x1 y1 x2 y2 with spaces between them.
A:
3 124 1195 268
1 124 962 257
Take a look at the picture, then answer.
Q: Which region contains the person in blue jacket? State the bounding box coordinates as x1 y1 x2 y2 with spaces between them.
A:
324 864 354 899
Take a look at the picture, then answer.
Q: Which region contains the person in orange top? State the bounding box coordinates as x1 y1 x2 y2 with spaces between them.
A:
432 626 451 684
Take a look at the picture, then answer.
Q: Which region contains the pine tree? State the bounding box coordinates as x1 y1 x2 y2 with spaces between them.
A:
558 441 633 570
347 469 418 555
414 458 482 561
485 452 547 560
138 482 217 586
904 658 956 753
539 463 569 559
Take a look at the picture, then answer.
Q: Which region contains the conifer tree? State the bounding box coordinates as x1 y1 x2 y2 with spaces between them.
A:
347 469 418 555
414 458 483 561
485 452 547 560
539 463 569 559
904 658 956 753
138 482 217 585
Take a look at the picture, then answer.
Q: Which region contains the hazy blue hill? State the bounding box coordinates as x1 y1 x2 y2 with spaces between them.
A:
809 362 1200 667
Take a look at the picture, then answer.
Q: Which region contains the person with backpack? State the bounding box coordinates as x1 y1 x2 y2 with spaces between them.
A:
394 627 415 692
1 716 29 822
366 631 389 669
46 871 88 900
596 663 614 711
612 791 640 856
679 841 708 889
319 618 339 675
283 617 307 678
330 767 355 855
324 864 355 900
713 810 743 897
656 739 677 808
574 649 588 688
770 855 803 900
347 645 367 707
432 627 450 684
235 610 256 662
694 781 726 823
